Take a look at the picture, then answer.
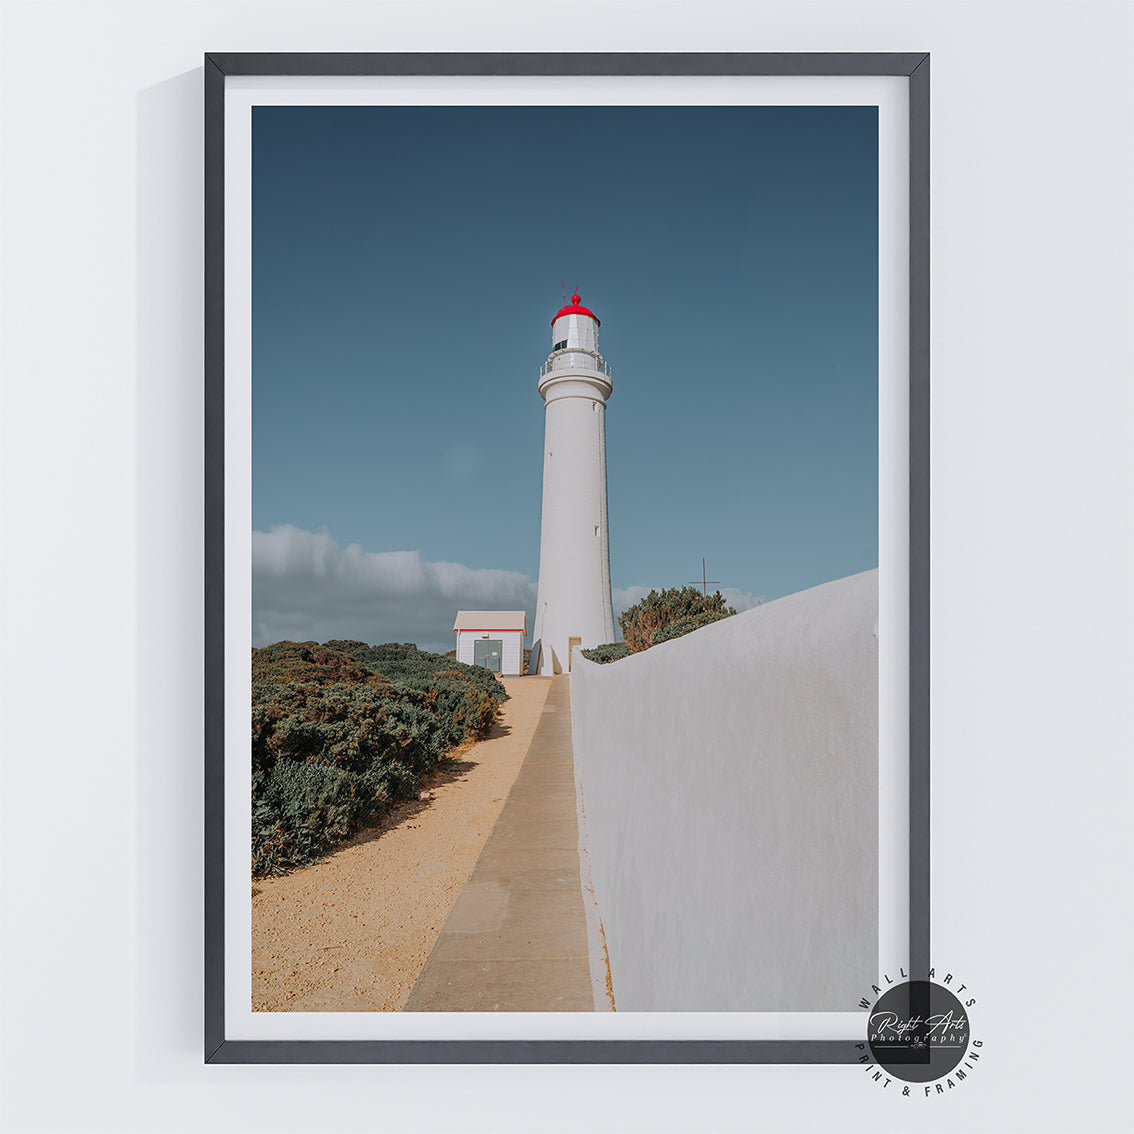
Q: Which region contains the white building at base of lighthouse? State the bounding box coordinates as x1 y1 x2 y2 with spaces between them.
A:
532 294 616 675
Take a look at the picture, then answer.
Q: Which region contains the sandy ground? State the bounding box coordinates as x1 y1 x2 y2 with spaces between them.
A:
251 674 553 1012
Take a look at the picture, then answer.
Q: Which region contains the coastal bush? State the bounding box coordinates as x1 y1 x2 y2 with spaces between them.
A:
326 640 505 743
252 761 367 876
251 639 507 876
252 681 442 779
619 587 738 653
579 642 633 664
251 640 388 688
650 609 733 645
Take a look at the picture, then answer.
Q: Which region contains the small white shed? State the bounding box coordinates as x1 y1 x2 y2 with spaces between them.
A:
453 610 527 676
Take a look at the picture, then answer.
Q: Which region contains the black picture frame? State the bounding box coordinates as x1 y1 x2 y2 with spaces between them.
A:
204 51 930 1065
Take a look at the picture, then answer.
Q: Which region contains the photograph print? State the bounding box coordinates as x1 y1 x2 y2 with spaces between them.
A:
248 101 882 1016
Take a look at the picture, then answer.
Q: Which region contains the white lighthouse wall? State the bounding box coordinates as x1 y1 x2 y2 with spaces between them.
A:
570 570 879 1011
535 383 615 673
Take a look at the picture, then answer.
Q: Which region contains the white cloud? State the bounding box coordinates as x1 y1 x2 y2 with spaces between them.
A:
252 525 535 653
251 526 769 653
611 586 656 620
720 588 767 614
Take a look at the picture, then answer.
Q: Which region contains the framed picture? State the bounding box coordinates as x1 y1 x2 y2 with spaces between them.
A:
205 52 929 1064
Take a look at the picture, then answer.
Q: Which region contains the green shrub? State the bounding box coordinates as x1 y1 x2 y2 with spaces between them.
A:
252 640 389 688
326 640 506 741
650 609 734 645
252 681 439 777
580 642 633 664
619 586 737 652
252 760 370 876
251 639 508 876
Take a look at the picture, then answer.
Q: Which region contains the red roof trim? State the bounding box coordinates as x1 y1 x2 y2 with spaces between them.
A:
551 293 600 326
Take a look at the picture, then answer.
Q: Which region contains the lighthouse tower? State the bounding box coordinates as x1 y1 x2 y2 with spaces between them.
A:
532 293 616 674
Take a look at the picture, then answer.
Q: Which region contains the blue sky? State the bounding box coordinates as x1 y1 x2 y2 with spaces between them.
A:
252 105 878 652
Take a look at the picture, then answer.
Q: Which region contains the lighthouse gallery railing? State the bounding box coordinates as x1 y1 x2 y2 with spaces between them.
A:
540 351 613 380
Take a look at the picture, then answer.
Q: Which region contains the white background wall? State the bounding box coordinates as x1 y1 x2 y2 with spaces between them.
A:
1 3 1130 1132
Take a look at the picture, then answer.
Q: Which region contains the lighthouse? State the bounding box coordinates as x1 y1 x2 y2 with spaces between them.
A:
532 293 616 674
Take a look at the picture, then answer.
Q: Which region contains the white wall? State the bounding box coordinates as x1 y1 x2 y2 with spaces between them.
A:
572 572 878 1011
456 628 524 675
1 3 1131 1132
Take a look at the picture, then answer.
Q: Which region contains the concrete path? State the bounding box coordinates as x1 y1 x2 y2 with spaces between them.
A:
405 675 601 1011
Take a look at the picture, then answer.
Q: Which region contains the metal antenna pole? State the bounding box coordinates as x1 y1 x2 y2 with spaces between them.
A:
687 558 721 596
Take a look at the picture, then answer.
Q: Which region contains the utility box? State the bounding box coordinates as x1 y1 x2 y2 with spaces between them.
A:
453 611 527 676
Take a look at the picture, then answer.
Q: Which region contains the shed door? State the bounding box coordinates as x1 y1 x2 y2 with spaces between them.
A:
473 638 502 673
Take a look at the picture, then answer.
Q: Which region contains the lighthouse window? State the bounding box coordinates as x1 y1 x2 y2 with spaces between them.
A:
553 339 567 351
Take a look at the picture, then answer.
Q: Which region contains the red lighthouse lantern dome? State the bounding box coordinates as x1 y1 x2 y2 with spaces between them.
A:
552 293 600 325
